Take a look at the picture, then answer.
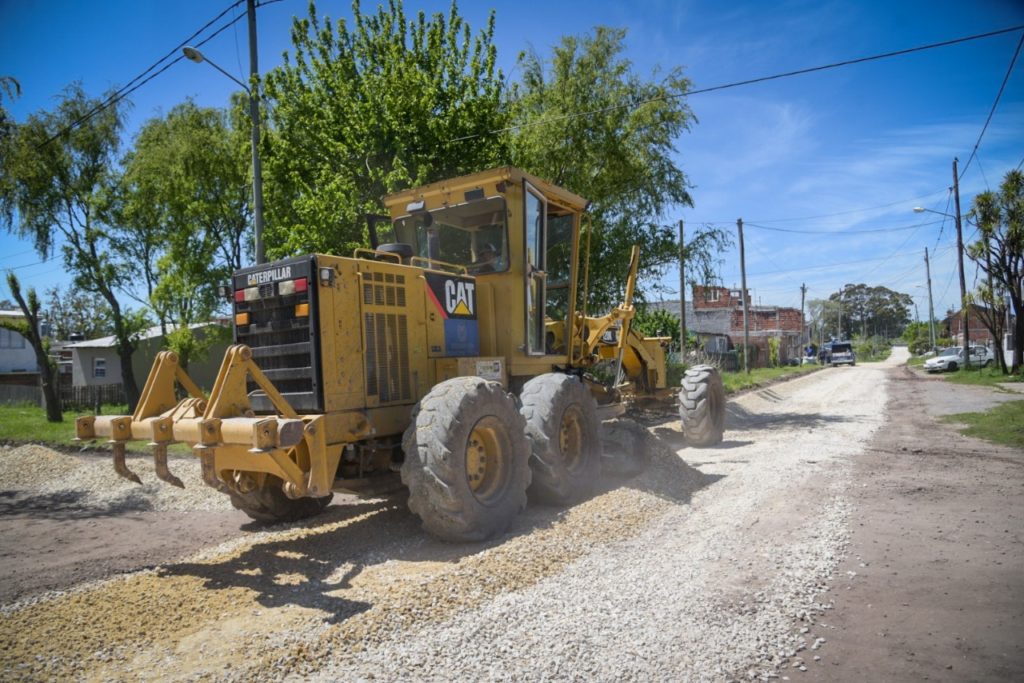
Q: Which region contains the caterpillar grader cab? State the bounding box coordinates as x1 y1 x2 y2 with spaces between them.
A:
76 167 725 542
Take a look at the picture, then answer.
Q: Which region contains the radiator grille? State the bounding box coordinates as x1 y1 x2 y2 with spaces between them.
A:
362 271 410 404
233 256 321 413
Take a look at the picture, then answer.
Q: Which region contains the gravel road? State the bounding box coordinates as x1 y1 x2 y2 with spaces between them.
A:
1 348 1020 681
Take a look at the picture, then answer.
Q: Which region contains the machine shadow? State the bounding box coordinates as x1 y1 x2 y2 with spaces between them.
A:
157 421 722 625
725 403 855 431
0 488 155 519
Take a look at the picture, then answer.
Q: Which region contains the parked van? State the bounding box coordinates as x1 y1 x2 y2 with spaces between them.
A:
830 341 856 366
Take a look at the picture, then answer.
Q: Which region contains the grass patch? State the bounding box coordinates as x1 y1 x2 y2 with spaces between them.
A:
907 356 926 367
941 400 1024 449
944 366 1024 389
721 364 819 395
0 403 189 454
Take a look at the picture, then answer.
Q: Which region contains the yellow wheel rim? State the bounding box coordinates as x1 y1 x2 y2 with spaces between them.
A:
465 416 508 503
559 405 585 472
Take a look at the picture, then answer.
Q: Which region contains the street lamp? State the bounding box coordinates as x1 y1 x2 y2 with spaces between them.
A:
183 46 266 265
914 161 969 366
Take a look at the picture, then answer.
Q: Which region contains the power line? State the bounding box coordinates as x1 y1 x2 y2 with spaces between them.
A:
37 0 246 148
450 24 1024 144
958 31 1024 181
733 188 950 224
743 218 944 235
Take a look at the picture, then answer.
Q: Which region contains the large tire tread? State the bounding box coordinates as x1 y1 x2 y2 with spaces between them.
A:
228 475 333 524
401 377 531 542
600 418 650 477
520 373 602 505
680 364 726 448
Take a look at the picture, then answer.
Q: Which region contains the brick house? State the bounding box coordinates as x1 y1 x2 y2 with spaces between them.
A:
694 286 804 367
942 306 996 346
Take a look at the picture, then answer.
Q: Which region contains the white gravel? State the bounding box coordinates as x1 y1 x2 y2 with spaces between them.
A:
309 356 900 681
0 443 233 512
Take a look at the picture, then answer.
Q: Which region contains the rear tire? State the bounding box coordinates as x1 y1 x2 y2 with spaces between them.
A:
401 377 531 542
228 474 333 524
600 418 650 477
520 373 602 505
680 364 726 447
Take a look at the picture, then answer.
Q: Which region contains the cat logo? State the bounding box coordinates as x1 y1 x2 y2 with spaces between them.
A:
425 272 477 320
444 280 475 317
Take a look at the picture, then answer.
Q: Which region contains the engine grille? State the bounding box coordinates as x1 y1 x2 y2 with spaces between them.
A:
233 256 321 413
362 271 410 404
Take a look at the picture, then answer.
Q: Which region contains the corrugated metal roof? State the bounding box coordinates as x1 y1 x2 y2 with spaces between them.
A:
65 322 219 348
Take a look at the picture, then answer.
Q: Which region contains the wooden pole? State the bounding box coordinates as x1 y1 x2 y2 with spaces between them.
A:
925 247 936 352
738 218 750 373
679 219 687 361
952 157 969 366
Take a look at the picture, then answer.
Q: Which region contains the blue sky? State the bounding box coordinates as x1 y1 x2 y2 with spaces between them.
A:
1 0 1022 322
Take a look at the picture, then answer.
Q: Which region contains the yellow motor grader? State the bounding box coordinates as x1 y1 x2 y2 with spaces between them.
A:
76 167 725 541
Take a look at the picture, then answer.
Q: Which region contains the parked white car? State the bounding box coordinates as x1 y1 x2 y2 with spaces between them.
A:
923 346 994 372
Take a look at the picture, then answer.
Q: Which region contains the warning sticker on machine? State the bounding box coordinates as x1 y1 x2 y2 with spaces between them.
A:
475 359 504 381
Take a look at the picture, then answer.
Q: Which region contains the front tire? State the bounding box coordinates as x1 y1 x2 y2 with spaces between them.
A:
228 474 333 524
947 361 958 372
401 377 531 542
680 364 726 447
520 373 602 505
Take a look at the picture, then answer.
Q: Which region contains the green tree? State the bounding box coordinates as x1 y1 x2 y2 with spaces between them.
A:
116 100 248 367
633 307 683 345
45 286 115 340
829 284 911 339
262 0 507 257
0 84 148 409
0 76 22 225
1 273 62 421
968 169 1023 373
508 26 713 309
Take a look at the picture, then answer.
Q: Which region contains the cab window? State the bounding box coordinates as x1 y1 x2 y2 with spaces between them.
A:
393 197 507 274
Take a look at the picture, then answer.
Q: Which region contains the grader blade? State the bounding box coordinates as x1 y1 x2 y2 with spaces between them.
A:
111 441 143 485
152 443 184 489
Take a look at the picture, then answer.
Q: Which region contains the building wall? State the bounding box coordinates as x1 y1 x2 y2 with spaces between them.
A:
0 327 38 375
71 348 123 387
727 306 804 367
692 285 750 311
130 330 229 391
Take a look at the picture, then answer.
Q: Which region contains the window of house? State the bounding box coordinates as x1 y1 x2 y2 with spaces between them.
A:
93 357 106 378
704 289 720 302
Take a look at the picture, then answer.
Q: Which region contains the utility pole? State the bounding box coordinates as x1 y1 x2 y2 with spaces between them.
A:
679 219 687 360
924 247 936 352
953 157 969 366
800 283 807 350
738 218 750 373
247 0 266 265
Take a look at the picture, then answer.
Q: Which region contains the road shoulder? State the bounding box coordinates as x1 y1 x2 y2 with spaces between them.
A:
805 363 1024 681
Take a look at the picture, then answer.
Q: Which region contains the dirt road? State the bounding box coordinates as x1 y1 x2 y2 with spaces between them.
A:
1 350 1021 681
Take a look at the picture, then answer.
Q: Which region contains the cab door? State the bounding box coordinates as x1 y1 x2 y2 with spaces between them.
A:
523 182 547 355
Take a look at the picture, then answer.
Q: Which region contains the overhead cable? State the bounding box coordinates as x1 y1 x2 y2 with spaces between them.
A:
450 24 1024 143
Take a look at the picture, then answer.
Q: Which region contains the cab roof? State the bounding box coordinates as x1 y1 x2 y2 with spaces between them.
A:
382 166 589 214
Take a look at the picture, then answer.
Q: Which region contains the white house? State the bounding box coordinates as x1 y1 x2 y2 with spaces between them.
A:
0 310 39 384
65 322 231 391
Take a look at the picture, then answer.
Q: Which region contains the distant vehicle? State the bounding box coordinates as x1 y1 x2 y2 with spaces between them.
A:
829 342 856 367
801 355 817 365
923 346 994 372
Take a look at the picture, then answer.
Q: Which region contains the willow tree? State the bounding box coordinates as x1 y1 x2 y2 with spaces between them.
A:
262 0 508 257
1 84 148 409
